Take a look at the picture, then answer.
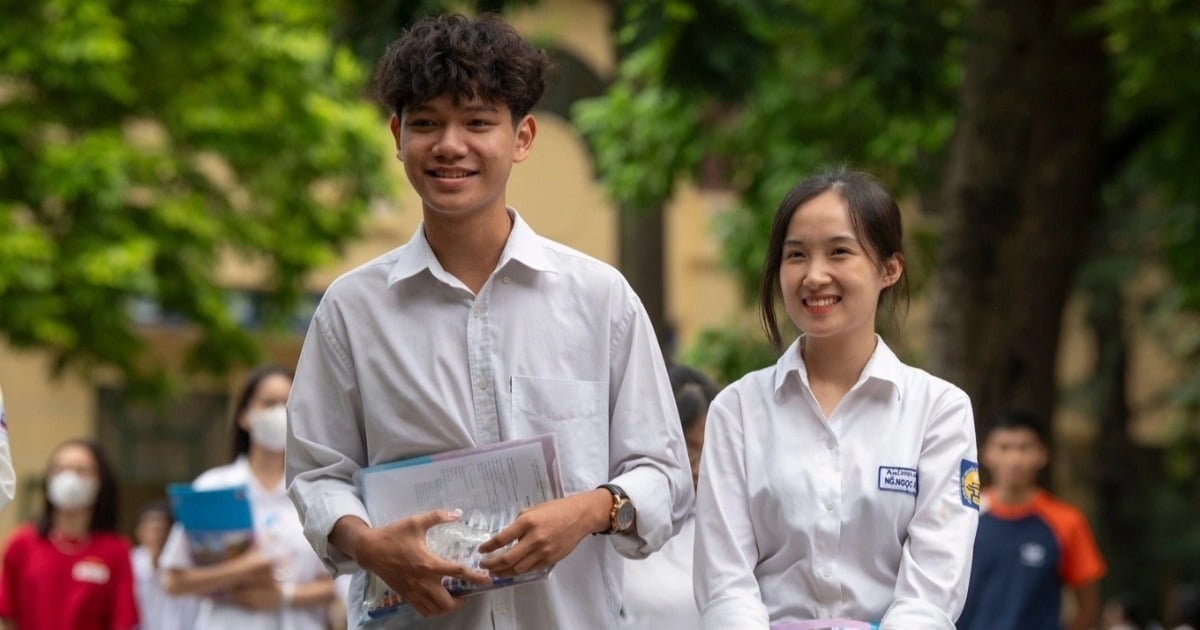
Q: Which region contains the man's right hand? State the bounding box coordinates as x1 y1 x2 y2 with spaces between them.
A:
341 510 492 618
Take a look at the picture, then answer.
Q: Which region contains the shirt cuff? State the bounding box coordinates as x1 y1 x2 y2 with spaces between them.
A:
607 466 671 559
294 487 371 576
880 597 956 630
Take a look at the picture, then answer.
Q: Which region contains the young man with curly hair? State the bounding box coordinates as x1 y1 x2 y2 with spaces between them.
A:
285 14 693 629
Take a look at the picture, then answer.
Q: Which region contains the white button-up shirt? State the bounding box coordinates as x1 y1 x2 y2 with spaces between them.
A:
285 211 693 630
694 337 978 630
621 514 701 630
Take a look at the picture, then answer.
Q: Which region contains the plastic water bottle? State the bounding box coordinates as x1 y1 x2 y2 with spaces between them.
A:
425 510 493 563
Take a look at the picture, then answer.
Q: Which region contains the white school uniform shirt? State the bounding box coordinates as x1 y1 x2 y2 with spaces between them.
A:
131 545 199 630
285 209 693 630
160 457 330 630
620 513 701 630
694 336 979 630
0 386 13 514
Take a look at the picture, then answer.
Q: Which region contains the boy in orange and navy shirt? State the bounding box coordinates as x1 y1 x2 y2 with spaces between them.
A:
957 410 1106 630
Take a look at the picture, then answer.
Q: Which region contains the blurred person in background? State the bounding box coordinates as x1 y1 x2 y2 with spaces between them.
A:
1166 583 1200 630
0 439 138 630
0 387 13 514
132 500 198 629
957 410 1106 630
620 364 717 629
1102 592 1154 630
161 365 334 629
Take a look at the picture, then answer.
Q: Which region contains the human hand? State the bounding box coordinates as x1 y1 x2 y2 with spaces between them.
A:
476 490 609 578
357 509 492 618
229 549 276 587
228 581 282 610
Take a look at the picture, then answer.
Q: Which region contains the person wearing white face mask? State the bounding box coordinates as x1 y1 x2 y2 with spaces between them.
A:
0 387 14 514
0 439 139 630
160 365 335 630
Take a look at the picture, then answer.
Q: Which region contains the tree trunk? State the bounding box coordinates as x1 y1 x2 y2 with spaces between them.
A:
929 0 1108 437
618 204 670 356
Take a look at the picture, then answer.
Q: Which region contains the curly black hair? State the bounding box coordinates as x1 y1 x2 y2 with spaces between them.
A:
374 14 549 122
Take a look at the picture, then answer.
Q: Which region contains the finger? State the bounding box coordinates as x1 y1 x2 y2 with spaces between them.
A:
411 508 462 532
512 550 549 576
479 539 532 576
423 583 460 616
447 562 494 587
420 553 491 587
477 518 527 554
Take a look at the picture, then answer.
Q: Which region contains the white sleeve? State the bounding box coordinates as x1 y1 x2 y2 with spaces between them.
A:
880 391 979 629
0 387 14 513
605 286 694 559
158 522 194 571
285 303 371 576
693 391 769 629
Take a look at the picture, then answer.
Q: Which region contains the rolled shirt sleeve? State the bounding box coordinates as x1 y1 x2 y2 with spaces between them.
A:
285 304 372 576
604 282 694 559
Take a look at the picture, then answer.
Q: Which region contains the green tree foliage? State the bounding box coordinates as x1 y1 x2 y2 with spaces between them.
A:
582 0 1200 606
0 0 390 389
574 0 964 382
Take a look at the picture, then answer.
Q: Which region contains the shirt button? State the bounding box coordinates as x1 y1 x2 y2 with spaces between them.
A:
822 567 833 578
472 308 482 317
825 439 836 451
479 380 489 391
496 603 509 615
501 276 512 284
824 502 834 512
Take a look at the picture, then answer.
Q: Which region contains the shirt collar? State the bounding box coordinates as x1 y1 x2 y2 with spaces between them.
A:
773 334 905 401
387 208 554 287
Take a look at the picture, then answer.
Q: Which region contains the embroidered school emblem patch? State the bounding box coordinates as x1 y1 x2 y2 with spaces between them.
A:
960 459 981 510
878 466 918 496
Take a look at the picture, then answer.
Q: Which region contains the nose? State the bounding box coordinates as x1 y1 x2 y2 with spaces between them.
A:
433 124 468 159
802 257 831 289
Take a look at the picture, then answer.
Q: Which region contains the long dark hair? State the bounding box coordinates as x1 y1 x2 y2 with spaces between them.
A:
229 364 294 461
37 439 120 537
759 167 909 351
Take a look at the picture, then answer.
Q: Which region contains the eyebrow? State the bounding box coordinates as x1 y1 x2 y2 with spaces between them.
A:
783 235 859 247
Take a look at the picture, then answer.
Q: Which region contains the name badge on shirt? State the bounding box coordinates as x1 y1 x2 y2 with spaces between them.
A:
877 466 918 496
72 559 111 584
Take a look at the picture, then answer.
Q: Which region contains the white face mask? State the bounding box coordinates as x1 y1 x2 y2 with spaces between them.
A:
47 471 99 510
249 405 288 452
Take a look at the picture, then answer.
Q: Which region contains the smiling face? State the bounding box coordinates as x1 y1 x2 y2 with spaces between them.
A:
392 94 536 225
779 190 902 344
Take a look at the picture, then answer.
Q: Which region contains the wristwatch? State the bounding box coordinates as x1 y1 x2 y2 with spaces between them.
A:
598 483 635 535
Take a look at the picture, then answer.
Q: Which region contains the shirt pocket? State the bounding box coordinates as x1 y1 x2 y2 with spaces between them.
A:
511 376 607 493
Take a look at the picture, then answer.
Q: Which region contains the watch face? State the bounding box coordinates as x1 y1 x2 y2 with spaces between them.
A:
616 501 635 531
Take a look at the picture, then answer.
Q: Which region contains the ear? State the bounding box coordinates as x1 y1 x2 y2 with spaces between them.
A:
880 252 904 288
1032 443 1050 471
237 409 254 433
389 114 402 160
512 114 537 163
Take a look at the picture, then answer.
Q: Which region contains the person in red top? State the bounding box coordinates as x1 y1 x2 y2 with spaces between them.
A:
957 410 1106 630
0 439 138 630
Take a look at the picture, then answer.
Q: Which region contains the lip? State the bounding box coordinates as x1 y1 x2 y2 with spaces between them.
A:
425 168 479 180
802 295 840 314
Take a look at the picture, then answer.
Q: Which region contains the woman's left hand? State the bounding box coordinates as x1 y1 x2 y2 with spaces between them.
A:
228 581 282 610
